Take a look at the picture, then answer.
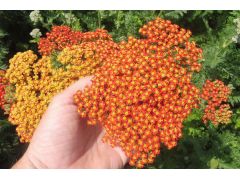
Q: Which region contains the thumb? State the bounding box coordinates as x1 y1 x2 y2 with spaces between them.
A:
55 76 93 104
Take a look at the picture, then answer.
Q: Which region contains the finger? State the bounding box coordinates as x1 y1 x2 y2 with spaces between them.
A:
114 147 129 167
98 129 129 167
64 76 93 97
58 76 93 102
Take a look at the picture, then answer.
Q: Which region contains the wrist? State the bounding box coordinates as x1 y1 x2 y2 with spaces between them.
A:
12 153 36 169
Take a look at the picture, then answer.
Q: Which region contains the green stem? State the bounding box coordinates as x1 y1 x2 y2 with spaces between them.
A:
223 39 233 48
98 11 102 28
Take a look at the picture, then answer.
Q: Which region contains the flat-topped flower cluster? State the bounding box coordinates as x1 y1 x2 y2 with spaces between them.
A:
0 18 232 168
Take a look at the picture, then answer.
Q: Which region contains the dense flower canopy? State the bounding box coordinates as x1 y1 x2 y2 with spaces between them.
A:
5 28 118 142
1 18 232 168
74 18 203 168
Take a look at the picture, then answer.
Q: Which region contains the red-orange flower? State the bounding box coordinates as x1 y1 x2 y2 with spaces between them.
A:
201 80 232 126
74 18 203 168
38 26 112 56
0 70 7 110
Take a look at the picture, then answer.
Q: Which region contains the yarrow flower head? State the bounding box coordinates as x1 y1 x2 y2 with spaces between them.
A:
5 27 118 143
201 80 232 126
233 18 240 34
74 18 203 168
62 13 78 26
38 25 112 56
29 10 43 25
232 35 239 43
30 28 42 39
232 18 240 43
0 70 7 110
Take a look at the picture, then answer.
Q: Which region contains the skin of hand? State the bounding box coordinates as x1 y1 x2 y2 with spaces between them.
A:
12 76 128 169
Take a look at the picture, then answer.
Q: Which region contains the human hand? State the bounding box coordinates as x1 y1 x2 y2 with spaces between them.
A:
13 76 128 169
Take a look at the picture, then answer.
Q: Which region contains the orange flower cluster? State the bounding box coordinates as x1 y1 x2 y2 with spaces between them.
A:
0 70 7 110
38 26 82 56
5 26 118 142
0 71 15 114
201 80 232 125
2 84 15 114
38 26 112 56
74 18 203 168
215 104 232 125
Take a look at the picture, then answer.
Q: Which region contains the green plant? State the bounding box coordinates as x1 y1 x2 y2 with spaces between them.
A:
0 10 240 169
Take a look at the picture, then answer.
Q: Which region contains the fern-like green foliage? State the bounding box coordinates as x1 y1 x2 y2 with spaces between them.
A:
229 95 240 106
0 119 25 168
31 10 82 31
0 29 8 69
142 109 240 169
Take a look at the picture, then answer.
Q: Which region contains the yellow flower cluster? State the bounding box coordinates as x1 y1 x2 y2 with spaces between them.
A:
215 104 232 125
5 42 112 142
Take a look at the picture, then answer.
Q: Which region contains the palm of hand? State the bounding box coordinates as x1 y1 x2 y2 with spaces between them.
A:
25 77 127 168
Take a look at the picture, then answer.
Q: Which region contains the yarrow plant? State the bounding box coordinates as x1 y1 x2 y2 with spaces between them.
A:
62 13 79 26
0 70 6 110
4 26 118 142
38 26 82 56
30 28 42 39
2 17 233 168
29 10 43 25
232 18 240 43
38 25 113 56
201 80 232 126
74 18 203 168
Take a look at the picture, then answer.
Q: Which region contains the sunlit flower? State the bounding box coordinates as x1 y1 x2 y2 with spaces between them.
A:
29 10 43 25
74 18 203 168
30 28 42 39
